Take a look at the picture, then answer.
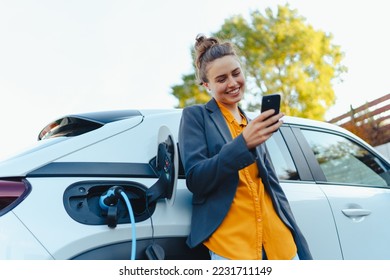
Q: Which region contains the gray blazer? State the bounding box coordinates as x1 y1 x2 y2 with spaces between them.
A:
178 98 312 260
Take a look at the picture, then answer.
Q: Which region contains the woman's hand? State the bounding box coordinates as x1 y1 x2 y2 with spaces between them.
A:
242 110 284 149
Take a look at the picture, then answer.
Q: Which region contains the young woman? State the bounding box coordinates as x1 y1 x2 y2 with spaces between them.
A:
178 34 312 260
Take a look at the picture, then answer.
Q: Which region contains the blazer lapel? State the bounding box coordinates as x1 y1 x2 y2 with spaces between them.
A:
205 99 232 143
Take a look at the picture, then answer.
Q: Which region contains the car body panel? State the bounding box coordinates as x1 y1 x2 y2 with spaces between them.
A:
319 184 390 259
12 177 192 259
0 212 53 259
280 181 343 259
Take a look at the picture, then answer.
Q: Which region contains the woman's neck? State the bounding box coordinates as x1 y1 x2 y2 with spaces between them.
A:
219 102 242 123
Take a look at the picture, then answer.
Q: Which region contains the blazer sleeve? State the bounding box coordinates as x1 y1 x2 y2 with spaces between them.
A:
178 106 257 199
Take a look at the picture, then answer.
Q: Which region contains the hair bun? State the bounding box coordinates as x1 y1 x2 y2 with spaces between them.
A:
196 33 205 43
195 34 219 51
195 34 207 49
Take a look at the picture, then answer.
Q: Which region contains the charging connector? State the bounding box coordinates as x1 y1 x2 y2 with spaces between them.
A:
99 186 137 260
99 186 123 212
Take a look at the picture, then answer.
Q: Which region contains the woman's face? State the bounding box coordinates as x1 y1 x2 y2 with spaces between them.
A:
203 55 245 109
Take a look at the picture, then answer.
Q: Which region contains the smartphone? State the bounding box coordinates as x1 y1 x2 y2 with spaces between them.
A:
261 94 281 129
261 94 281 115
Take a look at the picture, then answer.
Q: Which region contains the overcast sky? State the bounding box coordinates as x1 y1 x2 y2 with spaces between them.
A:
1 0 389 160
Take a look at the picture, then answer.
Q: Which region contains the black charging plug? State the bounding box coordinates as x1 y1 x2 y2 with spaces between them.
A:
99 186 124 228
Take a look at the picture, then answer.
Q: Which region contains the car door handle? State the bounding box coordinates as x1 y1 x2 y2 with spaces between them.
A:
342 209 372 217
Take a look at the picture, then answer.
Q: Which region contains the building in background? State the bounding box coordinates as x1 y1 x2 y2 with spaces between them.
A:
329 93 390 160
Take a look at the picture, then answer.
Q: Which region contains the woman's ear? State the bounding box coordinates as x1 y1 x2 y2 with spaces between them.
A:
203 82 211 92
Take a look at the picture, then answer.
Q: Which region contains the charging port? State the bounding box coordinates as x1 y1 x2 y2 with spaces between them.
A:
63 180 156 225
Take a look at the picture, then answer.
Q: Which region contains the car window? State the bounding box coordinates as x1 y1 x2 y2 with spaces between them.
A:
266 132 300 180
301 129 390 187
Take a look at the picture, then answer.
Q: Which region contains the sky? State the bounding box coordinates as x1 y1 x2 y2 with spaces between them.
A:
1 0 389 160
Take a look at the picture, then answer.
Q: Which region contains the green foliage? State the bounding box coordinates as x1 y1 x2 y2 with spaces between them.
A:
170 4 347 120
171 73 211 108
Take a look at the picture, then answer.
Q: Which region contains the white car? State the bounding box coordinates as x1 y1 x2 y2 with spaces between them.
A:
1 109 389 260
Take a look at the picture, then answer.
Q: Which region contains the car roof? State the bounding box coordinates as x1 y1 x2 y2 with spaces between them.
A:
87 108 353 137
244 112 348 133
41 108 351 137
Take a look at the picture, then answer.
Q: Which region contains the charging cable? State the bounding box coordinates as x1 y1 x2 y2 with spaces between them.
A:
119 190 136 260
99 186 136 260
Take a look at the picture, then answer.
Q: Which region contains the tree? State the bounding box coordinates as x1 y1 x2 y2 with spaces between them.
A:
170 73 209 108
170 4 347 120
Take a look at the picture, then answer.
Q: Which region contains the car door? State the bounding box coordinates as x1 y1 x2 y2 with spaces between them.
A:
294 127 390 259
265 127 343 259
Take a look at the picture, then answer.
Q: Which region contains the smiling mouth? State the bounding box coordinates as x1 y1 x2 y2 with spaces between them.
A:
227 87 240 95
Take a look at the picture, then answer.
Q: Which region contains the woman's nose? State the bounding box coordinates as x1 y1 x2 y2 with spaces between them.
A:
227 76 237 87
